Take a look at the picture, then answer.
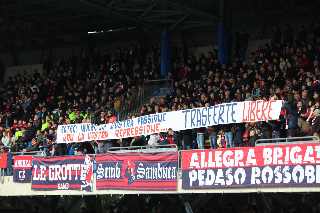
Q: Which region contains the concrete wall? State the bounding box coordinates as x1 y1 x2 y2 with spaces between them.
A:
4 64 43 83
0 175 318 196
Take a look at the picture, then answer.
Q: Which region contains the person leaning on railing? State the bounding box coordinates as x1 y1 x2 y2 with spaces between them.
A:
11 131 28 152
22 138 39 153
311 109 320 139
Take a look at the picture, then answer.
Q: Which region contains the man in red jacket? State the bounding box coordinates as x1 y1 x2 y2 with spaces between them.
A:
299 53 310 70
107 111 117 123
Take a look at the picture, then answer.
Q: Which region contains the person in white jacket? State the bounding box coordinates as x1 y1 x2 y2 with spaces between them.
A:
1 131 11 148
148 133 159 147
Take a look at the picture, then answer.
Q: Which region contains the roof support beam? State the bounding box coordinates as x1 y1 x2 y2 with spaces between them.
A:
78 0 162 30
280 0 290 10
108 0 117 7
139 3 157 19
153 0 221 23
0 0 54 9
169 14 189 30
7 17 27 45
0 18 7 31
142 12 183 19
245 0 257 15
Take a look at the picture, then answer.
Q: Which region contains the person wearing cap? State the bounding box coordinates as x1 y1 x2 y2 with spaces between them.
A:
23 138 39 153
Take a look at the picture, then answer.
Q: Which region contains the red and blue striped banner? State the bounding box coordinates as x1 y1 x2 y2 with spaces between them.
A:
13 155 32 182
0 153 13 169
96 152 178 190
32 155 94 191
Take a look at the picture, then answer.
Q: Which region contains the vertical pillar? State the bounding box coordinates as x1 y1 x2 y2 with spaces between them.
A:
161 33 171 79
218 26 229 65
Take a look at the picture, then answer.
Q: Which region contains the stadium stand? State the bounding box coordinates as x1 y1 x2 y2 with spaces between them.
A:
0 22 320 157
1 1 320 212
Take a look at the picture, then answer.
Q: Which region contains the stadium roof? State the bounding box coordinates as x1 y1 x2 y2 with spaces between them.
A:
0 0 318 48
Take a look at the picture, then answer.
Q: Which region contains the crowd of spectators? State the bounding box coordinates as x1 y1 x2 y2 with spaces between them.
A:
0 22 320 155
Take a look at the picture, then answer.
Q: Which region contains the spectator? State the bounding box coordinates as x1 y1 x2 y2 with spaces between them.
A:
240 29 250 62
311 109 320 138
296 26 308 46
92 48 102 71
157 132 170 145
284 101 299 139
248 129 258 147
271 25 281 48
2 29 320 156
234 122 245 147
179 43 188 66
43 55 52 72
167 128 181 150
234 32 241 59
301 91 310 109
196 127 206 149
283 24 294 47
207 125 219 149
23 138 39 153
297 117 310 137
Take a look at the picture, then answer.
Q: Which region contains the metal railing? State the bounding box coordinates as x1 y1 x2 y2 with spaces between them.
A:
115 79 173 121
9 151 47 156
90 84 141 124
108 144 178 153
255 136 320 146
0 151 46 179
91 79 173 123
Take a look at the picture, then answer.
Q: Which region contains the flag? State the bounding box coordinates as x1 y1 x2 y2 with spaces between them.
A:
0 153 13 169
13 156 32 183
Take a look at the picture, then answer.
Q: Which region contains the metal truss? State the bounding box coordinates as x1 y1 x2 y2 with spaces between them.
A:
0 0 318 51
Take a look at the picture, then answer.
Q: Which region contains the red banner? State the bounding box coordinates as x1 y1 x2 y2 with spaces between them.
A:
0 153 13 169
32 155 94 191
13 156 32 182
96 153 178 190
181 143 320 189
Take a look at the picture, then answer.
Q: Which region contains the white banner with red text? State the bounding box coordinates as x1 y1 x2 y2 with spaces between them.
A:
57 100 282 143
